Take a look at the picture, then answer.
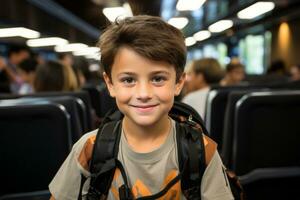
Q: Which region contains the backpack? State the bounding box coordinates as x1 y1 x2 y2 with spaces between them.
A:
78 101 244 200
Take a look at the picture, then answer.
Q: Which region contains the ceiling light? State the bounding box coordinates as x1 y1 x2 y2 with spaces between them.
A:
89 63 100 71
176 0 206 11
237 2 275 19
193 30 211 41
0 27 40 39
185 37 196 46
55 43 88 52
103 7 126 22
208 20 233 33
103 3 133 22
73 47 100 56
27 37 68 47
85 53 100 61
168 17 189 29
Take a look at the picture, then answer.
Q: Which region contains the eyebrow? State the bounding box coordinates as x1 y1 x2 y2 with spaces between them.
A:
117 71 170 77
117 72 136 77
150 71 171 76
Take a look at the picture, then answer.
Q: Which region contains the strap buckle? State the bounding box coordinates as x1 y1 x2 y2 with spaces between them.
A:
86 186 103 200
119 184 134 200
183 186 201 199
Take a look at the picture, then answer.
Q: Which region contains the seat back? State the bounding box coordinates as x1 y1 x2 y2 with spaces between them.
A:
22 96 83 143
0 190 50 200
82 86 102 118
0 91 92 131
0 100 72 196
26 91 93 131
221 91 248 166
205 88 230 149
205 85 268 151
232 91 300 199
221 89 269 166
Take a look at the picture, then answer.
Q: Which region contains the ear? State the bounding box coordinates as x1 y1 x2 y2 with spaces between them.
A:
175 73 186 96
103 72 116 97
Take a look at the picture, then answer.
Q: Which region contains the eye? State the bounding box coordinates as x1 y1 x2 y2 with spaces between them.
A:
120 77 136 85
152 76 166 85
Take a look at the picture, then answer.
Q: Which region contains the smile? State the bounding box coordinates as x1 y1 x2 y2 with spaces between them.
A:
130 104 158 113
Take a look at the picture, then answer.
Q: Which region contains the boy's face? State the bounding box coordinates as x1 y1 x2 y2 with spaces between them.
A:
103 47 185 127
229 67 245 83
188 72 205 90
290 66 300 81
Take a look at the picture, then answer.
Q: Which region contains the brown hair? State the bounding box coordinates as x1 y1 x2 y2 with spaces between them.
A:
34 61 79 92
62 63 79 91
226 63 244 72
98 15 186 81
34 61 65 92
192 58 224 84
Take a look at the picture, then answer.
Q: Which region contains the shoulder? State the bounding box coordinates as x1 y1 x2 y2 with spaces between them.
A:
182 92 196 104
183 89 209 102
201 150 234 200
48 129 99 199
203 134 217 166
182 91 198 101
73 129 98 171
193 88 210 97
174 120 217 166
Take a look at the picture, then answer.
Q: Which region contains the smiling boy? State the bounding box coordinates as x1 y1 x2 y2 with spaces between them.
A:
49 15 233 200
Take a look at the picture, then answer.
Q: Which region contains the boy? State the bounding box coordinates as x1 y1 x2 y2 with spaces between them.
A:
49 15 233 200
220 61 245 86
182 58 223 118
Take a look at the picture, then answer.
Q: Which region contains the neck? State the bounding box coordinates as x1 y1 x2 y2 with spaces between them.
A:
122 115 171 153
196 83 209 90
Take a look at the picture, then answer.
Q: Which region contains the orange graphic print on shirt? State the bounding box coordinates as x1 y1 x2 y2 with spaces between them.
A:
110 169 181 200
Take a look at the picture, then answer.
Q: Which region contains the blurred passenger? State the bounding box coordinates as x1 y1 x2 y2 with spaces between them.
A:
289 64 300 81
34 61 77 92
0 45 31 93
32 52 46 65
16 58 38 94
58 52 73 67
220 62 245 86
72 56 91 88
57 53 79 91
182 58 223 118
267 59 288 76
180 61 195 97
0 57 11 93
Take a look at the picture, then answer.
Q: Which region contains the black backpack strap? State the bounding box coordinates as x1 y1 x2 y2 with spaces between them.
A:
86 119 123 200
176 122 206 200
80 101 208 200
78 174 87 200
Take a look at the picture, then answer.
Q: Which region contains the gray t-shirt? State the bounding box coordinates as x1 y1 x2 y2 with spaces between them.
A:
49 119 233 200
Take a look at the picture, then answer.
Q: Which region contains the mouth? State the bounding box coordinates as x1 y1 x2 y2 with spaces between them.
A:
130 104 158 113
131 104 158 108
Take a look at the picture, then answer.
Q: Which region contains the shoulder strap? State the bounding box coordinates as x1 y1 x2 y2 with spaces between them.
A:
176 121 206 200
86 118 122 200
82 101 210 200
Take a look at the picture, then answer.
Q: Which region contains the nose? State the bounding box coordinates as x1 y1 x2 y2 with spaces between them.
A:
136 81 153 101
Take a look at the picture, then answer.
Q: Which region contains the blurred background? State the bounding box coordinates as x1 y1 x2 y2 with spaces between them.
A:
0 0 300 72
1 1 300 200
